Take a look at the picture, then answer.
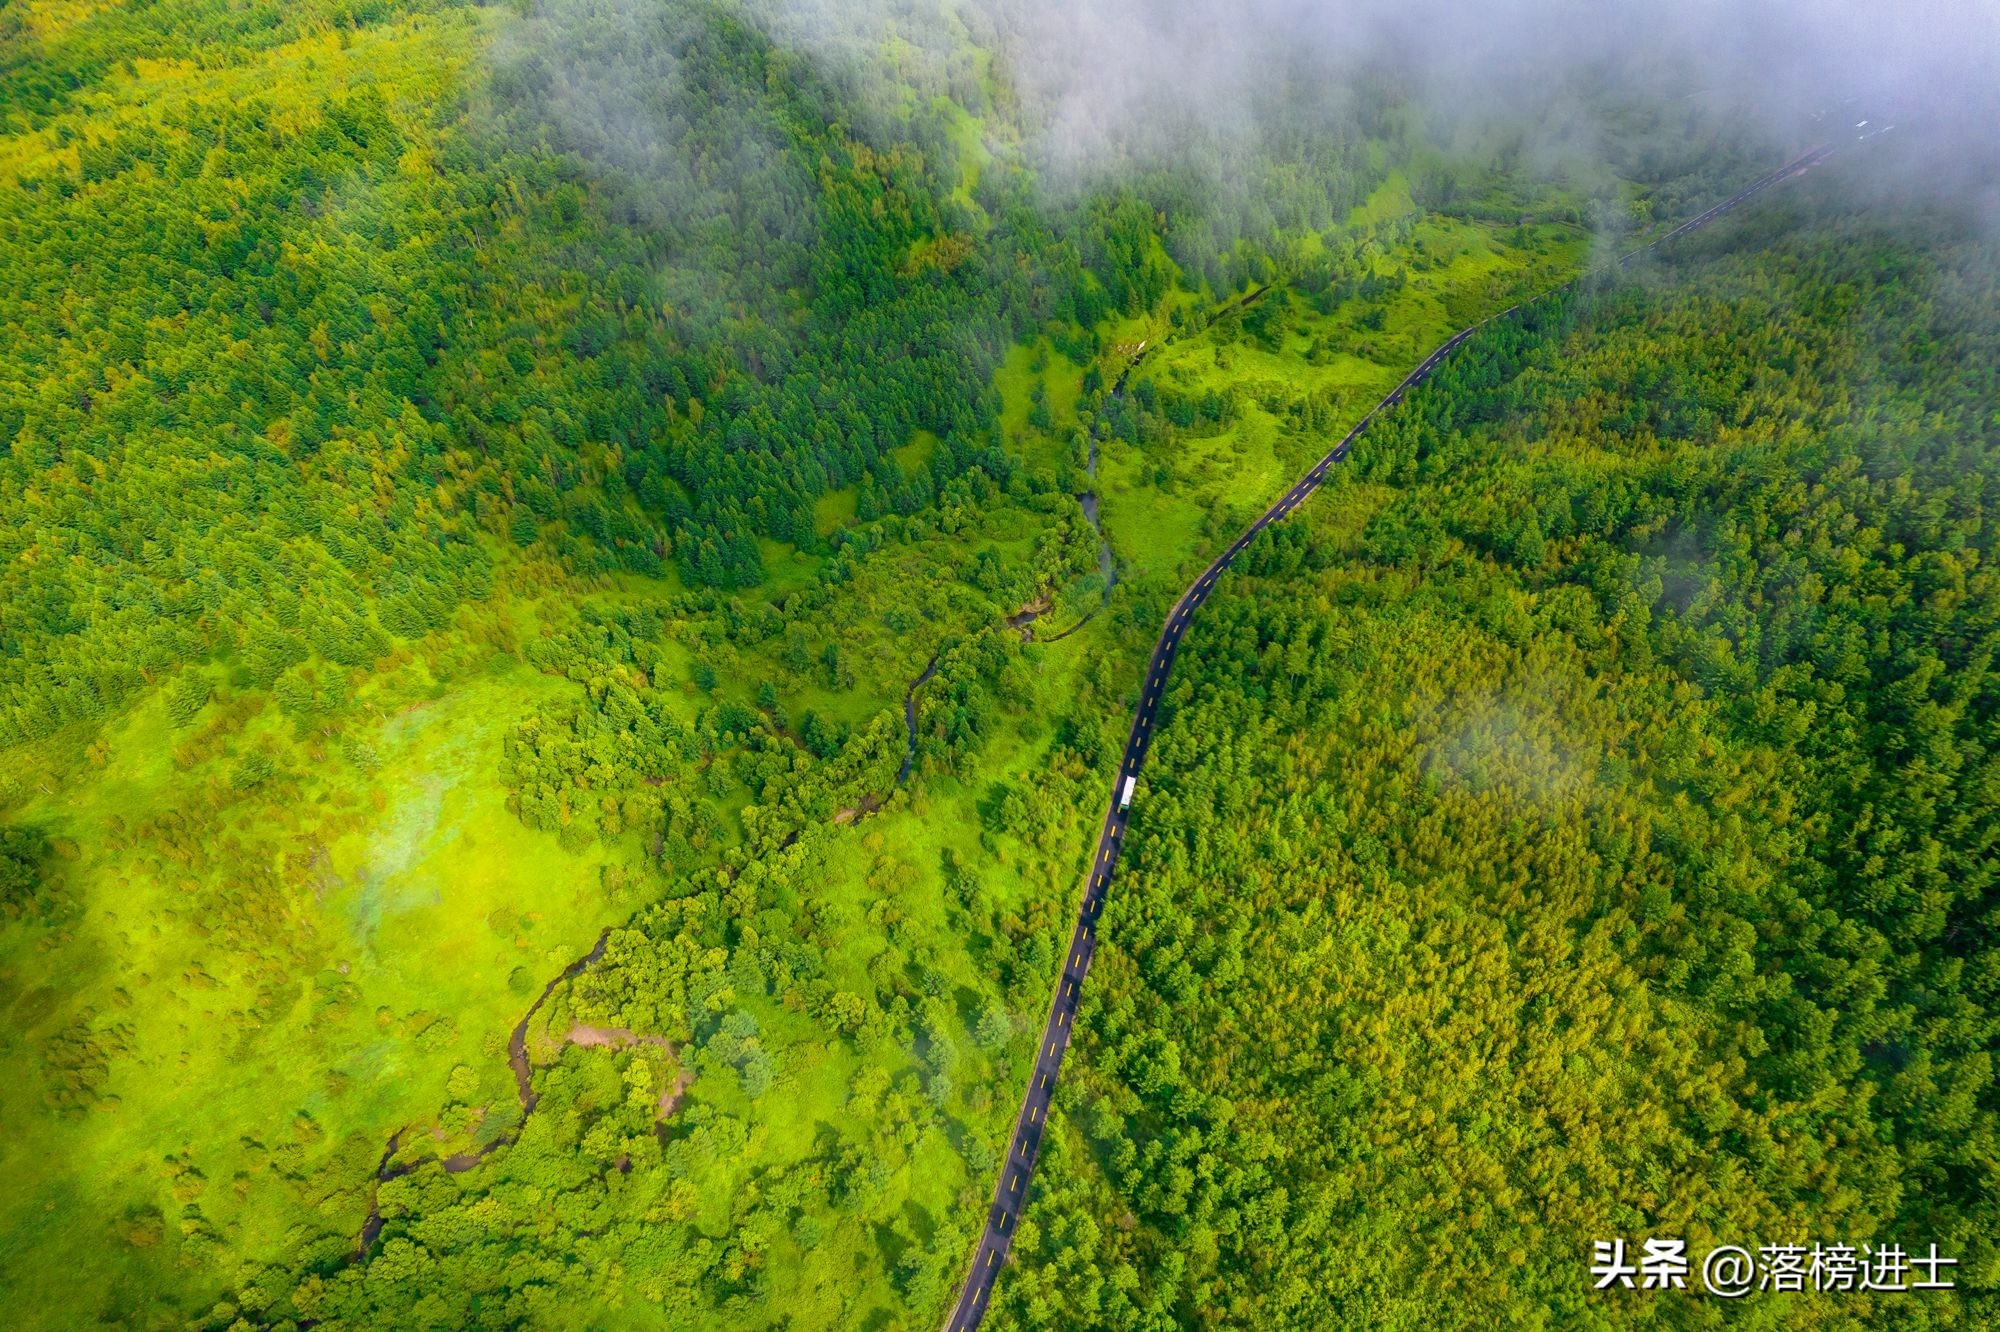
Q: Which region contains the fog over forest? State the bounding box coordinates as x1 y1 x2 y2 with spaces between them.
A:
6 0 2000 1324
512 0 2000 243
746 1 1998 159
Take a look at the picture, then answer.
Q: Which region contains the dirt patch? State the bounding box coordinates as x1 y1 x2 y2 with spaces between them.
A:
1006 596 1052 636
658 1066 697 1120
568 1024 690 1123
833 793 883 827
568 1023 669 1051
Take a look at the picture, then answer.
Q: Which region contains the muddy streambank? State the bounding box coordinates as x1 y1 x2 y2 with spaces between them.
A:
354 637 969 1259
896 654 942 788
353 926 614 1256
355 1129 411 1254
352 281 1277 1261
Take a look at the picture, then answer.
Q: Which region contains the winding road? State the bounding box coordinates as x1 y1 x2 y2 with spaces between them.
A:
942 143 1836 1332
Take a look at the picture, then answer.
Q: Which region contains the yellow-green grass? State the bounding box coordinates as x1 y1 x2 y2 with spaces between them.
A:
0 655 626 1319
993 338 1088 473
758 537 829 600
893 429 940 473
485 596 1123 1328
0 30 1592 1317
1347 167 1417 229
814 484 860 537
934 94 991 208
0 4 496 188
1096 215 1589 599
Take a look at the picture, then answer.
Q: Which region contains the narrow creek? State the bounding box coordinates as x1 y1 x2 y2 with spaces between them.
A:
1050 287 1269 636
1034 345 1134 641
354 926 614 1256
351 285 1277 1262
896 654 942 787
354 644 955 1259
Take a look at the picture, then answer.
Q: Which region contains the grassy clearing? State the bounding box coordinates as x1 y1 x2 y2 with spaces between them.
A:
993 339 1088 478
813 485 860 538
1094 215 1589 599
0 653 622 1315
1347 168 1416 228
0 466 1124 1323
0 24 1592 1312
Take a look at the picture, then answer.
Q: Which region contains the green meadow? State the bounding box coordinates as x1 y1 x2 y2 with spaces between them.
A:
4 0 1818 1323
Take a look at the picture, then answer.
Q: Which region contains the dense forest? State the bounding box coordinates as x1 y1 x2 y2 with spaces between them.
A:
4 0 1988 1327
992 182 1999 1328
0 0 1425 1322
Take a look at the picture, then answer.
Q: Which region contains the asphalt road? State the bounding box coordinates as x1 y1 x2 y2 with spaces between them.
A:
941 144 1836 1332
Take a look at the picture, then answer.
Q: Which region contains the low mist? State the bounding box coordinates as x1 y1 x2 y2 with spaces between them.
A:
747 0 2000 184
490 0 2000 317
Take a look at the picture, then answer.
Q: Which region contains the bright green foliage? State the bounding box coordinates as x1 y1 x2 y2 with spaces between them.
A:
3 0 1960 1325
994 185 1999 1328
0 0 1097 748
0 0 1125 1321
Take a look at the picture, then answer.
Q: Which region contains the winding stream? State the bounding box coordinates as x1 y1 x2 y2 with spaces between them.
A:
354 926 614 1255
897 654 942 787
1045 285 1272 639
353 646 953 1259
349 274 1284 1264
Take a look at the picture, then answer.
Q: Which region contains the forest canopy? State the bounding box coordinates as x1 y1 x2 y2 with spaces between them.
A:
0 0 1992 1327
992 185 2000 1328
